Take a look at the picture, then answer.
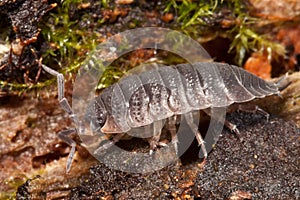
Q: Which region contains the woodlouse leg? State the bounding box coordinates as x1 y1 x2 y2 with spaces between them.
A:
41 65 79 125
237 104 270 121
148 120 164 155
203 109 240 135
94 133 125 155
41 64 81 173
224 120 240 135
57 129 77 173
184 112 208 159
168 115 178 154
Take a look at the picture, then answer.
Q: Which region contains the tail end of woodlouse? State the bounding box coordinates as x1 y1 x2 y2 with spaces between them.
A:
275 72 290 92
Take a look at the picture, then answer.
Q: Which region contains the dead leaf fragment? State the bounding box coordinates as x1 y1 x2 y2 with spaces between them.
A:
244 52 271 79
115 0 134 5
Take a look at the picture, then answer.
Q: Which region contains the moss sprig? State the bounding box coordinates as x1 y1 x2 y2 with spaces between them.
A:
164 0 285 66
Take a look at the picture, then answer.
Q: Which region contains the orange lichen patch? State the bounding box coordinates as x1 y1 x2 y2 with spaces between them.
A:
249 0 300 20
276 25 300 70
244 52 272 79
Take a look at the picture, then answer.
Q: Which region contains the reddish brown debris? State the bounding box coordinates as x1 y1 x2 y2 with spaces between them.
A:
227 190 252 200
102 7 130 23
115 0 134 5
276 24 300 71
161 13 174 23
0 0 56 84
249 0 300 20
244 52 272 79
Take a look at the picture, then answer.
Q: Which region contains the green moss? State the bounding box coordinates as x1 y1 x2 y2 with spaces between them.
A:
0 79 53 95
0 0 106 94
228 19 285 65
96 65 124 90
166 0 219 28
165 0 285 66
226 1 285 65
41 0 101 68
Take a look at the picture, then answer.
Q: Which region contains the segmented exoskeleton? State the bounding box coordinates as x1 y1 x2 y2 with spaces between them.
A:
42 62 282 172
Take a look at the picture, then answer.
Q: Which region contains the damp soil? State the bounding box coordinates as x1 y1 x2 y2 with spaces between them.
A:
56 112 299 200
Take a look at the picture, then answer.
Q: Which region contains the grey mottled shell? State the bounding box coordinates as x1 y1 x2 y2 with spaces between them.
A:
86 62 279 134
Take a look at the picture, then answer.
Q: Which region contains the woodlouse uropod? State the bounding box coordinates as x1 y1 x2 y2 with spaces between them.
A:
41 61 284 172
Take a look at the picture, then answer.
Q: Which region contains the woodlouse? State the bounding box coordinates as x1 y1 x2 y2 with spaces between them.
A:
42 61 283 172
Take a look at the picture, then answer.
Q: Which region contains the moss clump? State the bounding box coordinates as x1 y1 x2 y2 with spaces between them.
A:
164 0 285 66
0 0 104 94
41 0 103 72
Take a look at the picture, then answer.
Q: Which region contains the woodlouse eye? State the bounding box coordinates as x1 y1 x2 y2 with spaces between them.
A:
96 112 107 127
85 98 107 131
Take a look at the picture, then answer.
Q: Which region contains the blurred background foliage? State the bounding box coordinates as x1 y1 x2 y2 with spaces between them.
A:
0 0 295 94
